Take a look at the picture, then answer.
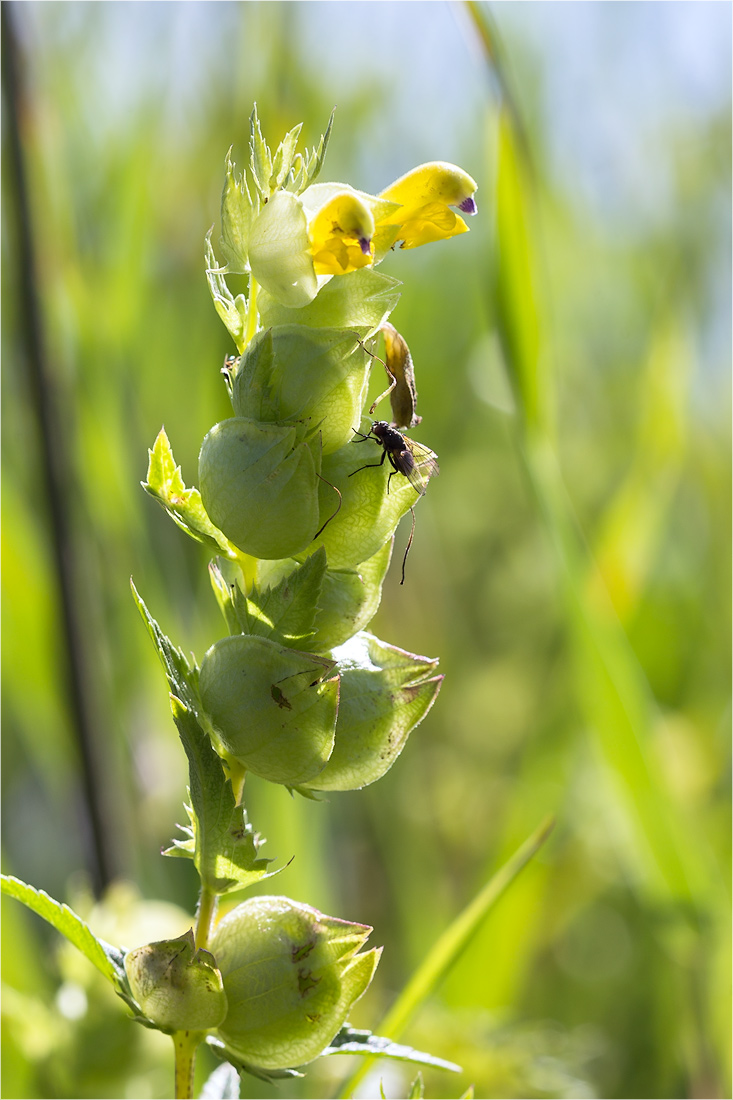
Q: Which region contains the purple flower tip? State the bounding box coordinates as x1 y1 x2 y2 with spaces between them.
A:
459 196 478 215
359 236 372 255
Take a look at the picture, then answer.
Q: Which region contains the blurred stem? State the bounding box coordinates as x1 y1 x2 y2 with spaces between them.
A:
1 2 117 891
172 1030 202 1100
194 886 218 951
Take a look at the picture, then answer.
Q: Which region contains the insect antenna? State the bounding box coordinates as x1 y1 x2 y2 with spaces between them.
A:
312 472 342 540
400 505 417 585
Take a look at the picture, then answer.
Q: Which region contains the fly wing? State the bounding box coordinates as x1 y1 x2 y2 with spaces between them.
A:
402 438 439 495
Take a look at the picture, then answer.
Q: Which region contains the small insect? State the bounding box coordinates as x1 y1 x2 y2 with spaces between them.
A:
349 421 439 584
350 421 439 496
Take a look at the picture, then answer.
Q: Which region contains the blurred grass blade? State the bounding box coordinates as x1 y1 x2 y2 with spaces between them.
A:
494 108 547 438
337 816 554 1098
591 320 690 622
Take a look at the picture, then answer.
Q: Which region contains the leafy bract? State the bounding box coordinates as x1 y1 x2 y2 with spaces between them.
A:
324 1026 460 1074
0 875 126 990
132 585 273 895
211 547 327 648
166 698 273 895
248 191 318 309
272 122 303 190
207 1038 304 1085
143 426 245 563
249 105 273 200
200 1060 242 1100
258 267 401 341
220 149 256 273
131 579 199 710
205 232 248 351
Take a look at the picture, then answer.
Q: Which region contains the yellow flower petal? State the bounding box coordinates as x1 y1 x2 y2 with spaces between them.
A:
393 202 469 250
380 161 478 209
308 191 376 275
379 161 477 248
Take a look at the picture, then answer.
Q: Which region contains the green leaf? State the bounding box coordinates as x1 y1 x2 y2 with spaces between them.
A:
131 580 199 711
324 1028 460 1075
0 875 125 991
234 547 327 647
220 148 255 274
132 584 273 894
337 818 554 1098
209 560 243 636
168 696 274 895
258 267 401 341
143 427 246 561
249 104 273 199
205 232 247 351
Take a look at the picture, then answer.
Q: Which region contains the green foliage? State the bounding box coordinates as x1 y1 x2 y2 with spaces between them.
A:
257 267 401 338
0 876 125 992
215 549 327 649
143 427 244 562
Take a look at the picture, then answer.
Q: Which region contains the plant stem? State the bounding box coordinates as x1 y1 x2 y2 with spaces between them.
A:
172 1030 203 1100
243 276 259 348
195 887 218 952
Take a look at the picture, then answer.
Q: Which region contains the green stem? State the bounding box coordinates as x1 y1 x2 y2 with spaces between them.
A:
172 1030 203 1100
194 886 218 952
243 275 259 348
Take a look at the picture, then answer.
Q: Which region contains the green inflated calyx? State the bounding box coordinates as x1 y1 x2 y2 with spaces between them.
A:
211 895 380 1071
304 416 427 570
124 929 227 1033
231 326 370 455
198 635 338 785
199 418 323 560
302 631 443 791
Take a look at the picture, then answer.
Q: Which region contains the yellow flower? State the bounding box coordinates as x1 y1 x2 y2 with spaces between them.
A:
379 161 478 249
307 191 376 276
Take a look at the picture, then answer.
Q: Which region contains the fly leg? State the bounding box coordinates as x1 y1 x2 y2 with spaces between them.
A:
349 447 388 479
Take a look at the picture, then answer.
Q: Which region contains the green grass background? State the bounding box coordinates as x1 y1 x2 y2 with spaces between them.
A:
2 3 730 1098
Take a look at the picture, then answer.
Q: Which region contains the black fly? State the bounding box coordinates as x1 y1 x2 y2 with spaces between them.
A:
349 421 439 496
349 421 439 583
